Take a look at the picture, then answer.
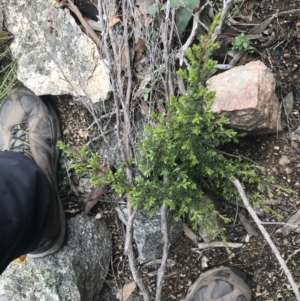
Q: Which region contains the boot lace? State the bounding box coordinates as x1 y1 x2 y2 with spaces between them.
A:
9 123 32 157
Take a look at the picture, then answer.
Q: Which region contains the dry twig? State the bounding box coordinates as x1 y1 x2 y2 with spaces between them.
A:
155 202 170 301
122 0 150 298
232 179 300 300
67 0 103 50
212 0 234 42
97 0 150 299
155 2 174 300
198 241 243 249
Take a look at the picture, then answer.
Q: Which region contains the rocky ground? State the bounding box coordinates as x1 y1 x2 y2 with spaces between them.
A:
47 0 300 300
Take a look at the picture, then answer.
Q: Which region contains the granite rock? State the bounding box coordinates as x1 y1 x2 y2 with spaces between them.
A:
207 61 282 134
0 216 112 301
4 0 111 103
116 206 183 264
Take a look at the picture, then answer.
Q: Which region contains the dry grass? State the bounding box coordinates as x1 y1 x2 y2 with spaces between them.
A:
0 30 17 99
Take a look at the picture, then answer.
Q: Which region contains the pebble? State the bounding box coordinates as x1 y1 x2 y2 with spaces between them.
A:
284 53 291 59
291 141 298 149
274 146 280 150
245 234 250 243
95 213 102 219
279 155 290 166
285 167 292 174
78 129 86 138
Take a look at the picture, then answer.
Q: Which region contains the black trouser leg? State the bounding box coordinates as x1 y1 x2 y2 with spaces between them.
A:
0 151 53 274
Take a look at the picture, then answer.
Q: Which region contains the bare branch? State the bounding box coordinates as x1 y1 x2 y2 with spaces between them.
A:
162 0 171 100
211 0 234 42
232 179 300 301
124 206 151 301
155 202 170 301
67 0 103 50
198 241 243 249
177 2 211 65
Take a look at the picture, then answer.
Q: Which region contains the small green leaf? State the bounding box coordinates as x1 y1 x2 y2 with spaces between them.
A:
175 0 200 37
148 3 159 17
161 0 199 10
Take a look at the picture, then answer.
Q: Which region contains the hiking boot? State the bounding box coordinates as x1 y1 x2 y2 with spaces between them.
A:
0 87 66 257
184 266 252 301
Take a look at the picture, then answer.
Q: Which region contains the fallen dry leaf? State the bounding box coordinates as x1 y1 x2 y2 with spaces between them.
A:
139 100 150 117
121 48 135 69
238 212 259 237
116 281 136 301
109 15 120 27
248 13 276 35
133 39 146 63
183 223 198 242
83 186 106 216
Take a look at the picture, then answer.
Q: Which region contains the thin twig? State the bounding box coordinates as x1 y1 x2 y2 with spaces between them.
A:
285 249 300 265
212 0 234 42
232 179 300 300
155 202 170 301
162 0 171 101
67 0 103 50
176 1 210 65
155 2 172 300
261 222 299 229
124 207 151 300
122 0 151 299
96 1 122 147
198 241 243 249
177 10 200 66
217 149 261 166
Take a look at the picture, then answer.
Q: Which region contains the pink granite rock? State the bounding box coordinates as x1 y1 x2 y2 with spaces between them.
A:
207 61 282 134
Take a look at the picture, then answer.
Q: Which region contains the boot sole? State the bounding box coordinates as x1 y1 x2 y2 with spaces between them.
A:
184 266 252 301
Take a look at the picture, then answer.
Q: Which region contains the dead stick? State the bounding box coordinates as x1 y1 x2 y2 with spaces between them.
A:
67 0 103 50
198 241 243 249
155 2 172 300
232 179 300 300
121 0 151 299
124 206 150 301
177 1 210 64
211 0 234 42
155 202 170 301
161 0 171 100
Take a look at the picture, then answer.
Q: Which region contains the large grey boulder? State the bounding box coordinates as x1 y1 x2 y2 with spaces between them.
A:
207 61 282 134
3 0 111 103
0 216 112 301
116 206 183 264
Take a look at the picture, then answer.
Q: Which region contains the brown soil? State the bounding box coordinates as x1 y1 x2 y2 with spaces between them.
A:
51 0 300 300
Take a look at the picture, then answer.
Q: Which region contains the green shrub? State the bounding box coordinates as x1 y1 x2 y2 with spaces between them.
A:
231 33 252 51
59 21 273 238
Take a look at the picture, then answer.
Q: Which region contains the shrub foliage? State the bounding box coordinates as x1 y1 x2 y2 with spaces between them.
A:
59 20 273 237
